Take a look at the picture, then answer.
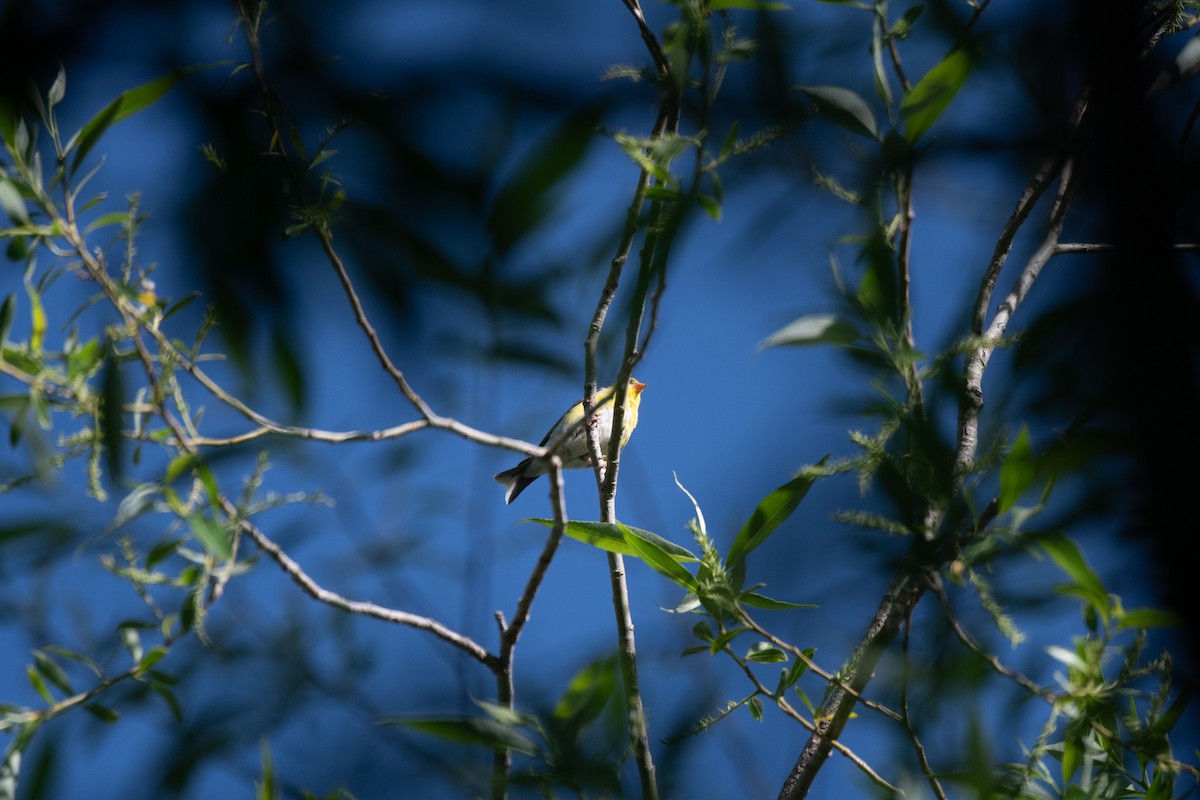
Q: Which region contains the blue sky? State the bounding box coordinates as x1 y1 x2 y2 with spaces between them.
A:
2 1 1197 798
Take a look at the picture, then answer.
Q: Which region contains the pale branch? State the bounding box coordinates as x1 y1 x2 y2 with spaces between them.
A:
53 198 545 462
1054 241 1200 254
957 154 1078 475
896 160 924 413
240 517 499 669
970 85 1090 338
500 457 568 657
620 0 670 78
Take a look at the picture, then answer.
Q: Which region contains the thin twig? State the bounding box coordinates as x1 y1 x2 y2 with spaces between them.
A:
726 647 903 796
241 517 499 668
928 576 1057 702
900 615 948 800
740 611 903 723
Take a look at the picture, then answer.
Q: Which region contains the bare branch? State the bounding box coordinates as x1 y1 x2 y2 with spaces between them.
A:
241 517 499 669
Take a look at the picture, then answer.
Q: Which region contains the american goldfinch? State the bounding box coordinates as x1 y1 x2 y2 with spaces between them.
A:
494 377 646 504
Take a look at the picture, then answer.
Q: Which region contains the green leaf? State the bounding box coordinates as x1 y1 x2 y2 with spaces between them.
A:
70 68 211 174
727 465 825 570
621 524 700 592
165 453 197 484
739 592 817 611
26 667 53 704
798 85 879 140
759 314 859 349
1149 687 1191 738
1061 731 1081 785
24 277 45 354
257 739 276 800
747 696 764 721
32 651 72 695
188 513 232 560
745 642 787 663
1039 532 1108 622
83 704 120 723
900 48 972 143
66 338 102 380
553 654 617 727
998 425 1035 513
523 519 697 562
695 192 721 220
386 717 539 756
1117 607 1182 630
137 646 168 674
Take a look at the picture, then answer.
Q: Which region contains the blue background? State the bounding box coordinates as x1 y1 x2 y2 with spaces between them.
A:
2 1 1198 798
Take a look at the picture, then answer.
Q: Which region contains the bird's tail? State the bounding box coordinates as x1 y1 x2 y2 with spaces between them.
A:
493 459 539 505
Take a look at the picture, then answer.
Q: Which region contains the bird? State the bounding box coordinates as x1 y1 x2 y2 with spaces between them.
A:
493 377 646 504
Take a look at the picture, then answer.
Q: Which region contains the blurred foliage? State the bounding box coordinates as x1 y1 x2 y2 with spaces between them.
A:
2 0 1200 799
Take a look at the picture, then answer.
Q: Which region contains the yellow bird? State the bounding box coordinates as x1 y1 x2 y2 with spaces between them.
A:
494 377 647 504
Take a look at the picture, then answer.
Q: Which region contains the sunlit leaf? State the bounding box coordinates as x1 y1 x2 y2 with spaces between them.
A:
621 523 700 592
739 592 817 611
523 519 698 562
759 314 858 349
727 464 825 570
745 642 787 663
70 67 217 173
900 48 972 143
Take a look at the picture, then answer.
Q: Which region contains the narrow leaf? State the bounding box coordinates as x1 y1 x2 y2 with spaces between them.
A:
621 524 700 592
188 513 232 560
387 717 539 756
83 704 120 723
727 465 825 569
70 67 215 173
798 85 879 139
759 314 858 349
998 426 1035 513
900 49 972 143
523 519 698 562
1039 533 1106 606
0 295 13 343
739 592 817 611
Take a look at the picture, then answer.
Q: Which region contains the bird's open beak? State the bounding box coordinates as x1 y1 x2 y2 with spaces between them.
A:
632 381 647 395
